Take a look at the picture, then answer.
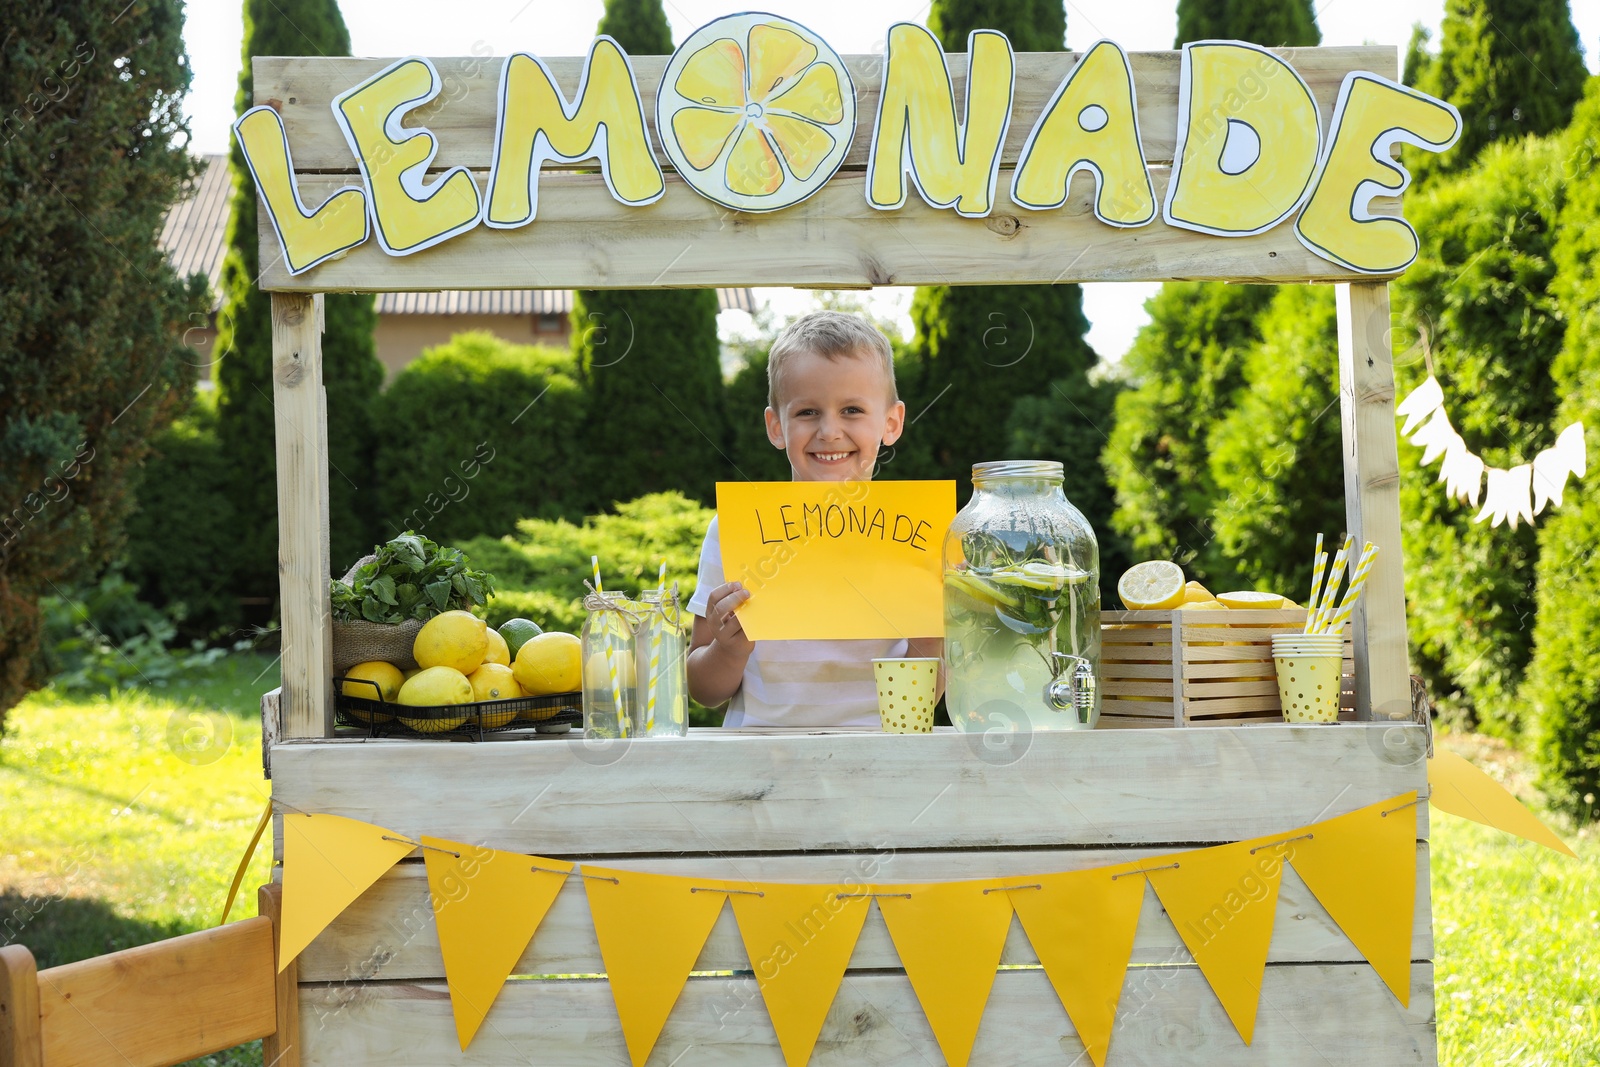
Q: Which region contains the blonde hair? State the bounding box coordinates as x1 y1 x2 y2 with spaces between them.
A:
767 311 897 409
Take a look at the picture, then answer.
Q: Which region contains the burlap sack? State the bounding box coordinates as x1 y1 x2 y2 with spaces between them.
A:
331 555 424 672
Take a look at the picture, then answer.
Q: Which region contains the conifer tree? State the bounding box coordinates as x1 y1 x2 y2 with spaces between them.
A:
574 0 729 507
1527 78 1600 821
1406 0 1587 183
913 0 1103 519
0 0 202 721
215 0 384 597
1102 1 1319 591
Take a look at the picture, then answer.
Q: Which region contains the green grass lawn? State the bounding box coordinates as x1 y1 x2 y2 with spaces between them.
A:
1 657 1595 1065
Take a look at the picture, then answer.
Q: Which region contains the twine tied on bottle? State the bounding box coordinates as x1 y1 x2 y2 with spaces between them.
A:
581 581 645 631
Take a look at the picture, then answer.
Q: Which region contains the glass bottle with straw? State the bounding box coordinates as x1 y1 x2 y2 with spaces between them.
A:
633 560 689 738
581 557 638 739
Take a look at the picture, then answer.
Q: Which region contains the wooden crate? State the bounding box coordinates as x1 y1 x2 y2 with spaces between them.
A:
1102 609 1354 727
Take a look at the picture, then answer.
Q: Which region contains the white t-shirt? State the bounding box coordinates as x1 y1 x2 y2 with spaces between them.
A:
688 516 909 728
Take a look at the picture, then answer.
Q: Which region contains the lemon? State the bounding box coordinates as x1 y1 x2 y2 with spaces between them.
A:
1118 560 1186 611
1218 591 1287 610
482 627 511 666
341 660 401 723
413 610 489 674
497 618 543 659
1178 600 1227 611
402 668 421 681
513 632 582 696
657 14 855 212
584 649 637 691
397 666 473 733
468 663 522 727
1182 580 1214 603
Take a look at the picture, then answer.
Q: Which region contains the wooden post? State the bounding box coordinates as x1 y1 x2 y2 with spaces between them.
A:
1337 282 1413 720
0 945 42 1067
272 293 334 738
258 883 303 1067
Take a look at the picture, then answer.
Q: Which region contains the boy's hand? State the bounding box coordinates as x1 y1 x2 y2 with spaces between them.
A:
705 581 754 655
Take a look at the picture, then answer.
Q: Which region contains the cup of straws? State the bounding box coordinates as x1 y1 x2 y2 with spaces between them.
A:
1273 534 1379 724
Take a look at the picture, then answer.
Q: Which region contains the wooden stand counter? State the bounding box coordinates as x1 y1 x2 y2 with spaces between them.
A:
263 719 1436 1066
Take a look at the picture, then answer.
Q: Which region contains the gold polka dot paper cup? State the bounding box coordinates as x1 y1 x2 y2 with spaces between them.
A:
872 658 940 733
1270 634 1343 724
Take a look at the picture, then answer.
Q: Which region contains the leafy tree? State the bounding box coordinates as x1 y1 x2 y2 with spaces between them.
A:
214 0 383 607
1527 78 1600 820
913 1 1089 477
1102 282 1275 584
1174 0 1319 46
1406 0 1587 184
1102 0 1320 587
1393 136 1566 734
1207 286 1347 596
0 0 204 723
573 0 730 508
374 333 592 549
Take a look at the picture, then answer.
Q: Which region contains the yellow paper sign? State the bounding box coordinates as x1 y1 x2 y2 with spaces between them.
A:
715 480 955 641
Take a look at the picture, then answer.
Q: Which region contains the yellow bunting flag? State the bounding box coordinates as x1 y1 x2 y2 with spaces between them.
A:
876 880 1016 1067
278 813 414 972
421 838 572 1050
584 867 729 1067
1281 796 1416 1006
1145 840 1284 1044
726 883 872 1067
1429 750 1577 857
1007 865 1146 1067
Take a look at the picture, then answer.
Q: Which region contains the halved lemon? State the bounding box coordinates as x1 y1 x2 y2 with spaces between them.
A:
658 14 855 212
1217 591 1287 610
1118 560 1186 611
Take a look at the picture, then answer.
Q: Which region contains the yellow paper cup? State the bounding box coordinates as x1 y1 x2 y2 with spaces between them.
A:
1271 635 1342 724
872 658 939 733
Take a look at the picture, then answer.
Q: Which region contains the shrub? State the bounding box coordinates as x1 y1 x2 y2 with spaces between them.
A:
1207 286 1347 598
1526 78 1600 821
1393 136 1566 733
0 0 203 725
460 492 714 633
39 572 232 693
122 392 244 640
373 333 591 559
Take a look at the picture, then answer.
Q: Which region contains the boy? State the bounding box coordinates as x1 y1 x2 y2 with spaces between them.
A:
687 311 944 727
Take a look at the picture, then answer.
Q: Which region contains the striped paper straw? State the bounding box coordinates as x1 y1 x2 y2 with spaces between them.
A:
645 559 666 732
593 556 627 736
1314 536 1353 634
1325 542 1379 635
1304 533 1326 634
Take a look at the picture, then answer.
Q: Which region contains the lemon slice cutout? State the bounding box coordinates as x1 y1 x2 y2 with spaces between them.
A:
1217 590 1287 609
1118 560 1186 611
659 13 855 213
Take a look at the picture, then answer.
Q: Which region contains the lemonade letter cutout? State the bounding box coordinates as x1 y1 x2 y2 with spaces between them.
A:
868 23 1015 218
1296 73 1461 274
484 38 664 228
1010 40 1154 225
1163 42 1321 236
234 106 369 275
658 13 856 214
332 57 482 255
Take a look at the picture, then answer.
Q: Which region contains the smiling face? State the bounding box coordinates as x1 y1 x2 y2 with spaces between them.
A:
765 347 905 481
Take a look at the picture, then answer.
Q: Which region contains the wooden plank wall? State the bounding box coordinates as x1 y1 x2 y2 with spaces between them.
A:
254 47 1398 291
272 727 1435 1065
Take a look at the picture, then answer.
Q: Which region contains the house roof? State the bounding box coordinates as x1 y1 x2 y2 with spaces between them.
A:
161 155 758 317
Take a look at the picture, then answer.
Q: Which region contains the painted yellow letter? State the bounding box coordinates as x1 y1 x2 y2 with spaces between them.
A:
1010 40 1153 226
485 38 664 228
333 57 481 256
867 23 1015 217
1296 73 1461 274
233 106 368 275
1163 42 1321 236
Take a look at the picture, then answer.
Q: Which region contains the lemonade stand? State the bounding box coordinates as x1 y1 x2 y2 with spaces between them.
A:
0 18 1451 1067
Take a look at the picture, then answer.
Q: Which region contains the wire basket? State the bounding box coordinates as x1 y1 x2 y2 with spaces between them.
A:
334 676 580 740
